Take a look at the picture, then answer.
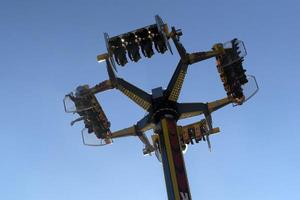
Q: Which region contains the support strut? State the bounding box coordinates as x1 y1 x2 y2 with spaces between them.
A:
158 117 191 200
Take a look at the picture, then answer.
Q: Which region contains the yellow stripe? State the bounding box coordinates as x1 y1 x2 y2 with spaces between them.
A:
161 119 180 200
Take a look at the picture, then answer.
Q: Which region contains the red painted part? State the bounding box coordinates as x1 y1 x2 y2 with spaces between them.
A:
166 118 191 199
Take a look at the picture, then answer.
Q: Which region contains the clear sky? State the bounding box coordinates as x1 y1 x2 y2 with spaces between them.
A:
1 0 300 199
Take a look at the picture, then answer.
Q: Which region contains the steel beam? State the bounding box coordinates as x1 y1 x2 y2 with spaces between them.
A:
158 117 191 200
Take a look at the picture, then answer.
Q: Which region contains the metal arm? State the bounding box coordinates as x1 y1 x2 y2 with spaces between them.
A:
110 126 137 139
178 97 233 119
90 80 114 94
177 102 208 120
188 50 219 65
105 58 152 111
207 97 233 112
136 114 154 133
169 27 187 59
177 97 232 151
106 59 118 86
165 30 224 103
110 125 155 155
165 60 189 102
116 78 152 111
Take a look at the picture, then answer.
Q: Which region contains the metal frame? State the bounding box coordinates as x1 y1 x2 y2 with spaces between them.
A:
64 15 258 200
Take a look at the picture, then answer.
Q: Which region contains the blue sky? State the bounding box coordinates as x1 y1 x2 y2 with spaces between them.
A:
1 0 299 199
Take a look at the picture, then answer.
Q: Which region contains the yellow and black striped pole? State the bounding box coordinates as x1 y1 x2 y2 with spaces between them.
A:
158 117 191 200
